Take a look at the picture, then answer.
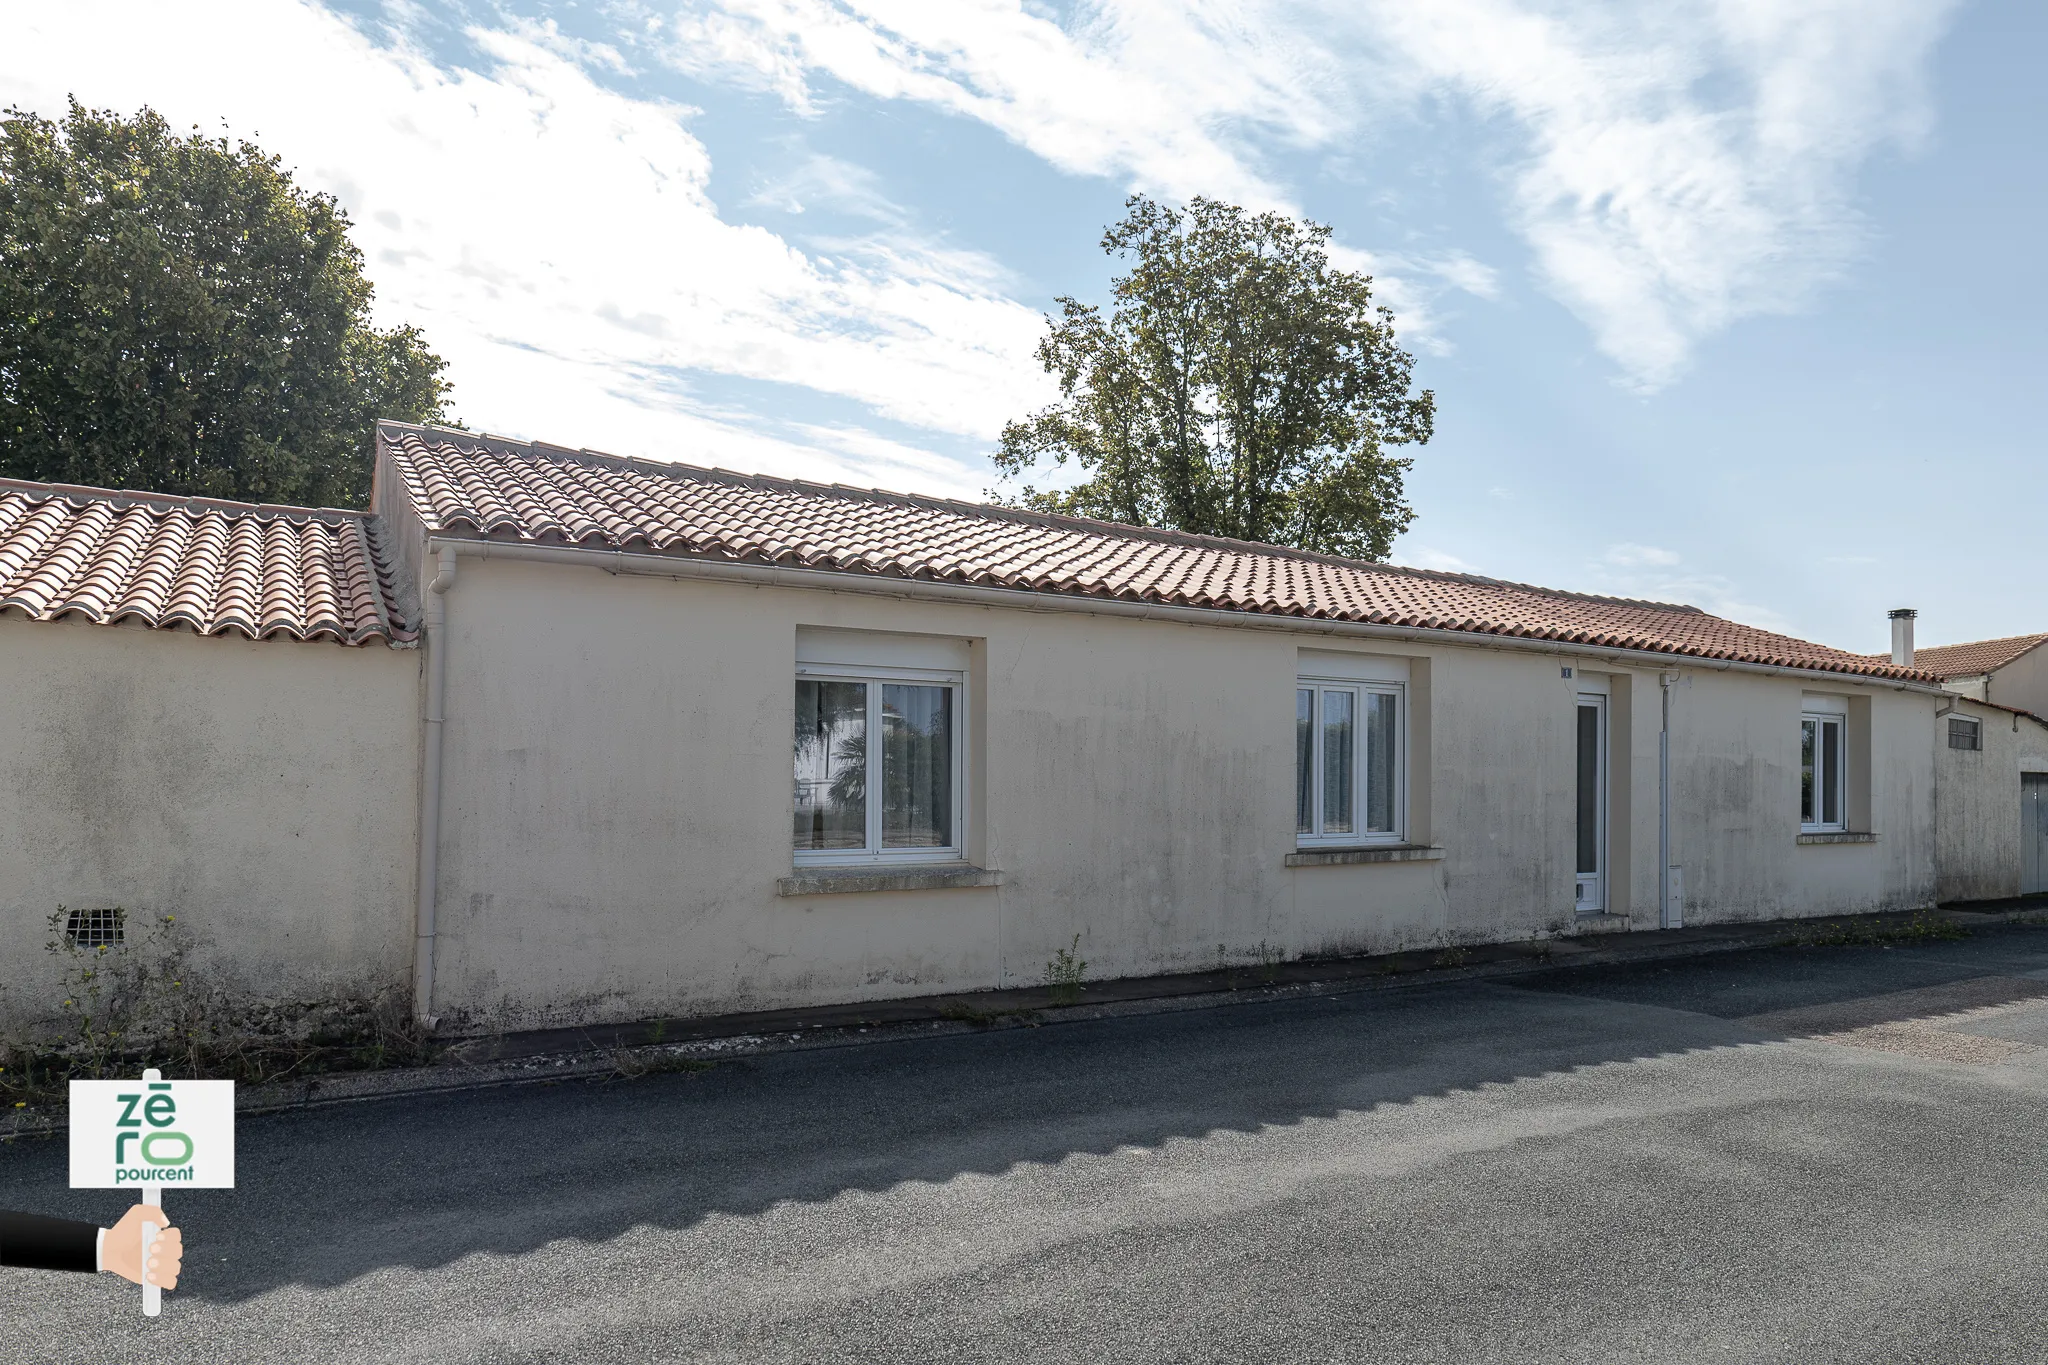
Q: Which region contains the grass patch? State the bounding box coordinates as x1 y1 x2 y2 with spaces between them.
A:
1779 911 1970 948
937 1001 1038 1028
605 1049 716 1082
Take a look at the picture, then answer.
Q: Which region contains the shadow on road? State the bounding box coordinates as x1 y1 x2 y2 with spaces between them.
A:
5 926 2045 1304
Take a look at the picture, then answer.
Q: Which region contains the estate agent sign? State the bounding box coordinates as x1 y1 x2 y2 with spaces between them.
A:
70 1069 234 1316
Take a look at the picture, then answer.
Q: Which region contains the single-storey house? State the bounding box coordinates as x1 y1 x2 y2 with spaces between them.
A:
1932 695 2048 902
1864 613 2048 903
0 422 2019 1032
1906 629 2048 713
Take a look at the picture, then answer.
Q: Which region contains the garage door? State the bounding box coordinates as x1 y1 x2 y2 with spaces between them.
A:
2025 774 2048 896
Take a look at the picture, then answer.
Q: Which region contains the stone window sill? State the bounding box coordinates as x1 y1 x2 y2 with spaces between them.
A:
777 864 1003 896
1797 831 1878 845
1285 844 1445 868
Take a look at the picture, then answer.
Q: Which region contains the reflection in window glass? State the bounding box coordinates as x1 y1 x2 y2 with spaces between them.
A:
1800 718 1817 825
1801 714 1847 830
1296 689 1314 835
1576 704 1600 874
1298 681 1401 844
881 684 952 848
1366 692 1398 835
1322 689 1355 835
794 680 866 850
1821 718 1842 827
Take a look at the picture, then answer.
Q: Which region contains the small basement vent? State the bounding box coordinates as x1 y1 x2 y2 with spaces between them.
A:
63 907 125 948
1949 717 1983 751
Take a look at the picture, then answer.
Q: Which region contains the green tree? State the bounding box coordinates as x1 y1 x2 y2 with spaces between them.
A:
0 100 452 508
993 195 1434 560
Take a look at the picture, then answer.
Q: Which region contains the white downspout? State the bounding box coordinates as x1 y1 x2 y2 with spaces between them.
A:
1660 671 1677 929
413 545 458 1027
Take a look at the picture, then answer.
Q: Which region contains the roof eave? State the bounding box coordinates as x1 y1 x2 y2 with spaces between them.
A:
428 532 1950 692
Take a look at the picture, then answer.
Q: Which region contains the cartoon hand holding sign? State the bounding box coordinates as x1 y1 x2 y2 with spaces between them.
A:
68 1068 233 1316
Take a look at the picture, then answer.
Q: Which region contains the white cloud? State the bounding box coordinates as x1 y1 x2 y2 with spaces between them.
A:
0 1 1048 494
744 151 903 222
1588 542 1787 630
1356 0 1960 388
657 0 1958 387
654 0 1328 207
652 0 1477 335
1396 546 1483 575
0 0 1962 514
1604 542 1683 569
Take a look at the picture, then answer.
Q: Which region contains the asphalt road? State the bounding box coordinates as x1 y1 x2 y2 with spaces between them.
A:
7 927 2048 1363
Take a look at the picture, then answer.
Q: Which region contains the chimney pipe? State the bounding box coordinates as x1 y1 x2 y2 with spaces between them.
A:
1889 608 1917 667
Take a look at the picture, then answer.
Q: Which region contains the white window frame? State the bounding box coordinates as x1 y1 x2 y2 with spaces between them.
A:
1800 709 1847 833
1296 675 1406 848
1574 691 1609 915
794 661 966 867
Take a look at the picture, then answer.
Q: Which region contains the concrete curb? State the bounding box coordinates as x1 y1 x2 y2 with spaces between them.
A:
6 904 2043 1140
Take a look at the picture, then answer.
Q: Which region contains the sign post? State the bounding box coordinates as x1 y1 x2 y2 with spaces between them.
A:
140 1174 160 1317
70 1068 234 1317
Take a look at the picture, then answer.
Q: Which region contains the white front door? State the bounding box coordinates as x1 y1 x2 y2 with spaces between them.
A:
1575 693 1608 914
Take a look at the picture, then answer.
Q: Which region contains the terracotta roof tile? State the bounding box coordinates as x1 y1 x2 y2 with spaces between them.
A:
381 424 1933 682
1892 633 2048 680
0 478 409 646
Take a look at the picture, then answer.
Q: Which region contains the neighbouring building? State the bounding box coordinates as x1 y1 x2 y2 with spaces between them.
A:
1907 630 2048 713
0 423 2029 1033
1875 612 2048 902
1932 696 2048 902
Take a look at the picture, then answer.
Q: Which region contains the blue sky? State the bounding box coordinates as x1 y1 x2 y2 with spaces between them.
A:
3 1 2039 653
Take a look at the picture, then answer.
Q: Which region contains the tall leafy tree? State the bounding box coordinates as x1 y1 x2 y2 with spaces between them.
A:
0 101 452 508
994 195 1434 560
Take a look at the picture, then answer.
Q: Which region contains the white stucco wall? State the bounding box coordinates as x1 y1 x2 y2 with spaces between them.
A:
1935 698 2048 903
1985 645 2048 719
0 616 420 1027
1662 672 1935 922
422 555 1942 1029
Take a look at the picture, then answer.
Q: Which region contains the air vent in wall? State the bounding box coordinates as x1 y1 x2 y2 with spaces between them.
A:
63 907 125 948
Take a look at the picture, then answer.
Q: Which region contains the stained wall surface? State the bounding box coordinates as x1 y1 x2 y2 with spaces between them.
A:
1934 698 2048 903
0 552 1963 1035
423 556 1944 1029
0 617 420 1026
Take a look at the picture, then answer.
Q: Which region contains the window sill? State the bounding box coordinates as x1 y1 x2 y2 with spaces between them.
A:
1797 831 1878 845
1286 844 1444 867
777 864 1003 896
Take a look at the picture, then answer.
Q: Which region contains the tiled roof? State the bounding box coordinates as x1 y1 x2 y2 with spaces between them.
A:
0 479 408 646
1954 694 2048 727
381 424 1934 682
1898 633 2048 680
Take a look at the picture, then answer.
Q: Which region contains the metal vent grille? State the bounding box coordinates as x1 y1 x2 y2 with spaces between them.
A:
63 907 124 948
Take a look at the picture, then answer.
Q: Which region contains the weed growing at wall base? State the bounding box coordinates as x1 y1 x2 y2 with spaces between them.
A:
1045 935 1089 1005
0 907 435 1118
1779 912 1969 948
